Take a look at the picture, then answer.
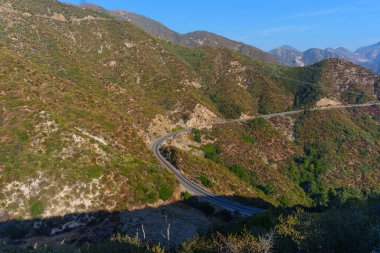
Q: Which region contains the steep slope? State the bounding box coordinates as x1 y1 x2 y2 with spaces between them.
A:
79 4 278 64
0 0 378 220
317 59 380 102
168 106 380 208
0 48 177 219
272 59 379 107
0 0 287 219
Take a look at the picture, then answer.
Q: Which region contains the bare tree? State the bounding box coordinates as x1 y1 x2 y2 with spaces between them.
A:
216 232 237 253
141 224 146 240
160 215 171 247
258 232 275 253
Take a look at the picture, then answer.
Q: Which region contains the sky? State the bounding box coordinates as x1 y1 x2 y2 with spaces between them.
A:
61 0 380 52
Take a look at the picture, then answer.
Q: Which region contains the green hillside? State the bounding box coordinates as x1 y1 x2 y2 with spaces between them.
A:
0 0 379 251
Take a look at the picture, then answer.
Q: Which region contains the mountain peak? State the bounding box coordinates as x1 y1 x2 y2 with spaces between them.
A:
335 47 352 53
279 45 299 52
79 3 108 13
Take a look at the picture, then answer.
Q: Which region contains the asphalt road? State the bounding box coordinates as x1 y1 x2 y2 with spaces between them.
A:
151 102 380 216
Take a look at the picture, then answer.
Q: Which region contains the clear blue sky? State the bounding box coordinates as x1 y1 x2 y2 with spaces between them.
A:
61 0 380 51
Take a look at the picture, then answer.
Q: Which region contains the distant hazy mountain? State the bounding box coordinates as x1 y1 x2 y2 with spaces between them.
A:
356 42 380 60
269 46 304 66
355 42 380 73
80 4 278 64
269 44 379 73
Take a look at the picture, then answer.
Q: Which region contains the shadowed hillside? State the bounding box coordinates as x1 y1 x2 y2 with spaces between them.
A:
0 195 378 253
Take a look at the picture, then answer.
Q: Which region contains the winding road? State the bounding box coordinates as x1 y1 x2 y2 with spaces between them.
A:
151 102 380 216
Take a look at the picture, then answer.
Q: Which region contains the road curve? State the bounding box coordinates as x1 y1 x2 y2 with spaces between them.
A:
151 102 380 216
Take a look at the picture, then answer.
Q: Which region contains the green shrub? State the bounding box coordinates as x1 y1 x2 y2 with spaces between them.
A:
218 102 242 119
192 129 202 143
182 191 191 200
182 112 190 123
158 184 172 200
241 134 255 144
247 117 268 129
171 125 185 133
197 175 214 188
328 187 363 207
229 164 249 182
29 199 45 218
0 23 4 38
202 144 221 162
294 83 321 108
342 90 368 104
82 165 103 181
259 183 277 195
18 131 29 143
289 143 332 205
210 94 242 119
135 184 158 204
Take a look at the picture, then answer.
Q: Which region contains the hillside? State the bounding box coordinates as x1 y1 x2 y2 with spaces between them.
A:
164 105 380 208
0 0 379 251
1 0 379 219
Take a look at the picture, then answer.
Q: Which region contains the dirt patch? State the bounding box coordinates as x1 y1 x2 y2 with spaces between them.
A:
228 61 248 89
181 79 202 89
51 12 66 22
186 104 222 128
316 97 342 107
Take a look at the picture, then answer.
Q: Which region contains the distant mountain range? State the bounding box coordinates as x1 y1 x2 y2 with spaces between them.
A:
269 43 380 73
79 4 278 64
80 4 380 73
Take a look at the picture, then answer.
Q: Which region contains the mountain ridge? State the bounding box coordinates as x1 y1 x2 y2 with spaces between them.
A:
79 3 380 73
79 3 278 64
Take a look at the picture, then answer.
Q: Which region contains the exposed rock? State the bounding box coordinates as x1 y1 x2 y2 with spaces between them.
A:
181 79 202 89
316 97 342 107
51 12 66 22
185 104 222 128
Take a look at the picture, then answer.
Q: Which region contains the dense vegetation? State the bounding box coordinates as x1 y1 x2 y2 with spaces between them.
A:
183 107 380 209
